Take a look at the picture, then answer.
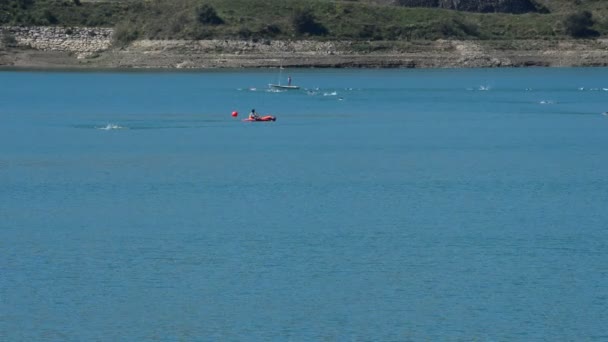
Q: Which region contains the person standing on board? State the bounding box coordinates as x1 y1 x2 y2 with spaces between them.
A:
288 76 292 86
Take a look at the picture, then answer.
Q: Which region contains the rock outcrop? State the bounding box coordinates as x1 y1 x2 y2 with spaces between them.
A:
1 26 113 58
389 0 544 13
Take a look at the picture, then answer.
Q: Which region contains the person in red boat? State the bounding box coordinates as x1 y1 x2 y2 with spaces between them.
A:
249 109 259 120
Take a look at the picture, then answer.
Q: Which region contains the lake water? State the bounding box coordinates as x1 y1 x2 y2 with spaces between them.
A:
1 68 607 340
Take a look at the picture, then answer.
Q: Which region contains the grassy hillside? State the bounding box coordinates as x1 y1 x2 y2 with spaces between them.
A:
0 0 130 26
1 0 607 44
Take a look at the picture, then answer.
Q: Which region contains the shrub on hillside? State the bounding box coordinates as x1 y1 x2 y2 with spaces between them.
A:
41 9 58 24
292 9 328 36
237 27 252 39
437 17 479 38
17 0 35 9
564 11 598 38
113 22 139 47
168 12 188 36
394 0 548 14
189 26 213 40
261 24 281 36
1 32 18 48
196 4 224 25
358 24 383 40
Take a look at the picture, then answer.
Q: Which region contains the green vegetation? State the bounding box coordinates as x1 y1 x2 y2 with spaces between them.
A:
0 0 130 26
1 0 606 42
292 8 328 36
564 11 598 38
1 31 17 47
196 4 224 25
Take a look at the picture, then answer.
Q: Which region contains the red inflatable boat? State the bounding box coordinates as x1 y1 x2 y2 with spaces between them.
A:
242 115 276 122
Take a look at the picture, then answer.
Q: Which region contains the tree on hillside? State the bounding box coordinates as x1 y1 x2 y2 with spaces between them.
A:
196 4 224 25
564 11 598 38
292 9 328 36
17 0 35 9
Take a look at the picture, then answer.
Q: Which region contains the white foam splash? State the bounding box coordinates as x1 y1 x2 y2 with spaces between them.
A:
466 86 491 91
540 100 555 105
98 124 125 130
579 87 606 92
323 91 338 96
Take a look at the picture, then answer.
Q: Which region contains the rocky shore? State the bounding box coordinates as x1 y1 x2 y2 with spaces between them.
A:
2 26 608 69
1 26 112 59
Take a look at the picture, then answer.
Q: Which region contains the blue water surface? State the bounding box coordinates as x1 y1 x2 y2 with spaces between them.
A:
1 68 607 340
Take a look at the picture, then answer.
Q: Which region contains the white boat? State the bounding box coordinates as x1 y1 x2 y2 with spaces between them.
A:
269 63 299 90
269 84 300 90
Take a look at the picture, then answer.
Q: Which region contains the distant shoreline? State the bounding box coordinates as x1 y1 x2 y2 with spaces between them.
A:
2 46 608 70
2 29 608 70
